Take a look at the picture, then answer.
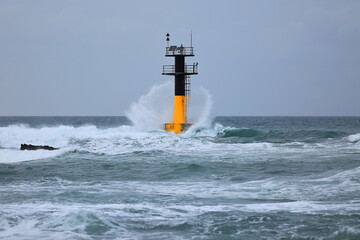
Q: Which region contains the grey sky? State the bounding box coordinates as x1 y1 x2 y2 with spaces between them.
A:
0 0 359 116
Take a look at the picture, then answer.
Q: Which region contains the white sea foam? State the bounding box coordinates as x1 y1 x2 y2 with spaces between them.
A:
1 197 359 240
348 133 360 143
0 122 351 162
0 124 153 161
240 200 360 214
6 171 359 215
0 124 71 148
0 149 67 163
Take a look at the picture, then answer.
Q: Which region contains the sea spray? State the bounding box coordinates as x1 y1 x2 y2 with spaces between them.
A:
125 81 213 132
125 81 173 131
186 87 213 134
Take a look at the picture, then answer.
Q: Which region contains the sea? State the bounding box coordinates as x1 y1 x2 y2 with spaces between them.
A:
0 115 359 240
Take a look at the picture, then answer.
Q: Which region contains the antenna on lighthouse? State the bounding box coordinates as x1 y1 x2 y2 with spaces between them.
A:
190 31 193 48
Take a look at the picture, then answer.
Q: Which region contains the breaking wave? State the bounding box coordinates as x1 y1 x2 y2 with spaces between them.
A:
0 121 359 163
348 133 360 143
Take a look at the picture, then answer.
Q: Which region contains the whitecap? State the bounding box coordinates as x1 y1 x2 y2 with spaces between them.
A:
0 148 68 163
348 133 360 143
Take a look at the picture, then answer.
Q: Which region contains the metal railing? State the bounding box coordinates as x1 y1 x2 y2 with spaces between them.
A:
165 46 194 56
162 63 198 75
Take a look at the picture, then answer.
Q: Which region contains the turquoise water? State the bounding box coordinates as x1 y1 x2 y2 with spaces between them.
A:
0 116 360 239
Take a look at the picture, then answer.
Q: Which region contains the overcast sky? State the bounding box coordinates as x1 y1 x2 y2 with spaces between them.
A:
0 0 359 116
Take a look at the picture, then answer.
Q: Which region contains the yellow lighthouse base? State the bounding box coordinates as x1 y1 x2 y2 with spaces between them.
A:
165 123 191 134
165 96 191 134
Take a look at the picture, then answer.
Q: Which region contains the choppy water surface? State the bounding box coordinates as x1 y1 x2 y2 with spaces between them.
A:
0 116 360 239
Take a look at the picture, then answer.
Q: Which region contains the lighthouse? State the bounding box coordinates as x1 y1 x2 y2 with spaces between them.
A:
163 33 198 134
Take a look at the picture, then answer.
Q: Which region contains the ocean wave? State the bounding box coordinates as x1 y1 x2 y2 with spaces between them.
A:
0 123 357 163
1 200 360 240
221 128 260 138
216 126 348 144
348 133 360 143
6 165 359 211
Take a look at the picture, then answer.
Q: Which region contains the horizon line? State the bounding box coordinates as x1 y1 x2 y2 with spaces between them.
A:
1 115 360 118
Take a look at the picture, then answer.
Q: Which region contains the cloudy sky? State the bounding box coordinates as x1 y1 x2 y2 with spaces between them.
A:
0 0 359 116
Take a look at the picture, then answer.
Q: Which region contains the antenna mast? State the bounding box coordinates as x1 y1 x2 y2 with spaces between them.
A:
190 31 193 48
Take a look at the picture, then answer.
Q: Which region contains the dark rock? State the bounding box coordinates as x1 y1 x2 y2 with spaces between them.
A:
20 144 59 151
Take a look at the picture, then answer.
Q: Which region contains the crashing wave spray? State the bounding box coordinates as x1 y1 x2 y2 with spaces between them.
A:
187 87 213 129
125 82 173 131
125 81 212 131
